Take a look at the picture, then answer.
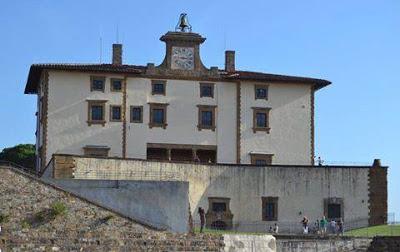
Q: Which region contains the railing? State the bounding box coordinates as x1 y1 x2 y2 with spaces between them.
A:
0 160 37 176
72 170 184 181
191 215 398 236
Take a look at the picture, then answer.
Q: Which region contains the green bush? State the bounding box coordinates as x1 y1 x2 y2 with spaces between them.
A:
0 144 35 169
21 220 31 229
51 202 67 216
0 213 9 223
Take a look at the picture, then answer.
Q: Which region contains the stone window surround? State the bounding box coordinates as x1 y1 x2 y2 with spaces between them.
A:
200 82 215 98
151 79 167 96
197 105 217 131
148 102 169 129
255 84 269 100
83 145 110 157
87 100 107 126
130 106 143 123
252 107 271 133
109 105 122 122
110 78 123 92
90 76 106 92
324 197 344 221
262 196 278 221
250 153 274 165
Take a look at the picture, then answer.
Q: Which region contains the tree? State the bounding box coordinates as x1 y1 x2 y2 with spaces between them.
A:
0 144 35 169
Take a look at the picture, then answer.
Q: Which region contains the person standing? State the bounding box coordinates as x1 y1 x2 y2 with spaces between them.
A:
301 216 309 234
320 216 328 234
337 218 344 235
273 223 279 234
198 207 205 233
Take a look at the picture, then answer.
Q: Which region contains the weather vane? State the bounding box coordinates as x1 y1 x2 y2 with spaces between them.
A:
175 13 192 32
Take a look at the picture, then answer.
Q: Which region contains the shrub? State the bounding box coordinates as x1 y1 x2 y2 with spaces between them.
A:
0 144 35 169
51 202 67 216
0 213 9 223
21 220 31 229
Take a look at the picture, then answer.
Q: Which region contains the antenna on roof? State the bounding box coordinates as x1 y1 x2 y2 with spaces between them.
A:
99 36 103 63
116 23 120 43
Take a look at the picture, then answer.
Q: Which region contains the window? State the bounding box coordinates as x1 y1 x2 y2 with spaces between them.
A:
255 85 268 100
250 153 273 165
197 105 216 131
252 107 271 133
83 145 110 157
87 100 107 126
130 106 143 123
110 78 123 92
212 202 227 212
324 198 343 221
149 103 168 128
262 197 278 221
90 76 105 92
151 80 166 95
147 148 169 161
328 204 341 219
200 83 214 98
110 105 122 122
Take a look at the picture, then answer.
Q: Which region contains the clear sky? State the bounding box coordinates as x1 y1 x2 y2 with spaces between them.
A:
0 1 399 218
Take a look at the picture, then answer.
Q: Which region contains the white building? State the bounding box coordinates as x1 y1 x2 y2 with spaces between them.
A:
25 16 387 233
25 24 330 172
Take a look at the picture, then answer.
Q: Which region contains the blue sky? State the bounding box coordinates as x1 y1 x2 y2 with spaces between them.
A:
0 1 399 217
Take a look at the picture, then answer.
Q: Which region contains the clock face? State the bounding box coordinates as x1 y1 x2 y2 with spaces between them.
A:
171 46 194 70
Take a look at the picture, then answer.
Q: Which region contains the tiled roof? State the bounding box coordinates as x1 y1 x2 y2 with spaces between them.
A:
24 63 331 94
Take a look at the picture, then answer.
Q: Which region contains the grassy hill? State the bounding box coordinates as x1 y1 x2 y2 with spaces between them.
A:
346 224 400 237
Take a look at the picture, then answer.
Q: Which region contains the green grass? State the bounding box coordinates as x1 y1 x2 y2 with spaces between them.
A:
345 225 400 237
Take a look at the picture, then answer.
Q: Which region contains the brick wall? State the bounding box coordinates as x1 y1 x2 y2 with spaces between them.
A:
368 159 388 226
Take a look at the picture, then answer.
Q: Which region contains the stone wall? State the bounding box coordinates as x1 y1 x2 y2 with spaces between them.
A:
51 154 374 232
0 166 223 251
367 236 400 252
275 235 371 252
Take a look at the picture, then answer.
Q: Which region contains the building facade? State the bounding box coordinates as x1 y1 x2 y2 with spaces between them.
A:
25 27 330 172
25 16 387 233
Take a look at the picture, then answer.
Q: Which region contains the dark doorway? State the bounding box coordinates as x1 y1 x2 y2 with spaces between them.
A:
170 149 193 162
147 148 168 161
197 149 216 163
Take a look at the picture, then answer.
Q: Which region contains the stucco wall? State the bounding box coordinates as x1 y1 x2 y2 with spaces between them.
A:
240 82 312 165
42 71 313 167
57 156 370 232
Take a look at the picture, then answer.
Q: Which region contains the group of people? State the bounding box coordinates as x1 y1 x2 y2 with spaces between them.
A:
301 216 344 235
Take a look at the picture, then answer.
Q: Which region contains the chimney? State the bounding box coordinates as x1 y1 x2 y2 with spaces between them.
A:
225 50 235 72
112 44 122 65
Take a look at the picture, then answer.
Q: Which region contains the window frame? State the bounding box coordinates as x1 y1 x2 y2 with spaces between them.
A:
130 106 143 123
200 82 215 98
250 153 274 165
197 105 217 131
262 197 278 221
90 76 106 92
148 103 168 129
252 107 271 133
87 100 107 126
109 105 122 122
110 78 123 92
83 145 110 157
151 80 167 96
255 84 269 100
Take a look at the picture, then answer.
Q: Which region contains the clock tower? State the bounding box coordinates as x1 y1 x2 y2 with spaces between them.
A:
152 14 216 77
